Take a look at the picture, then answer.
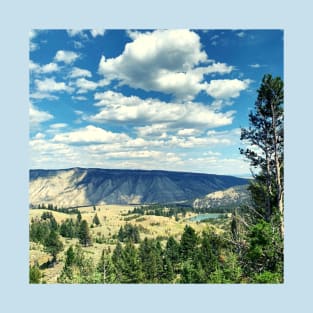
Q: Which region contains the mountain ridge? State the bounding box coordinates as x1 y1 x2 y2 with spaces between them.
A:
29 168 249 207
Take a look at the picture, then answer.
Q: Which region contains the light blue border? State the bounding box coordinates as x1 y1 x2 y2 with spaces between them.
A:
1 0 312 312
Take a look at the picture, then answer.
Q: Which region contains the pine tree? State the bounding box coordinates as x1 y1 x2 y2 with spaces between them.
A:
93 213 101 226
122 241 142 283
139 238 163 283
162 256 175 282
198 231 219 276
180 225 198 261
112 242 124 282
44 230 63 264
165 236 180 271
77 211 82 223
97 249 117 283
78 220 92 247
240 74 284 236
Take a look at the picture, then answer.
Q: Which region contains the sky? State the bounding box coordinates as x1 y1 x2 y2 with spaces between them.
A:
29 29 283 176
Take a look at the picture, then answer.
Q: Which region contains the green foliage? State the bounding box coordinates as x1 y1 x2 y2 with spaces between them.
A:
29 220 50 244
117 224 140 243
77 211 82 223
121 241 142 283
139 238 163 283
245 218 283 275
29 263 42 284
92 213 101 226
97 250 118 283
58 245 102 283
165 236 180 270
44 230 63 263
251 270 282 283
78 220 92 247
180 225 198 260
59 218 77 238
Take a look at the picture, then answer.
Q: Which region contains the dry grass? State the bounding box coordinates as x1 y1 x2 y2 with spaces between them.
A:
29 204 225 283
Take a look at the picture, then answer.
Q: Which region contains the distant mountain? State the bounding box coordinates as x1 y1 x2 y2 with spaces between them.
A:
193 184 251 211
29 168 248 207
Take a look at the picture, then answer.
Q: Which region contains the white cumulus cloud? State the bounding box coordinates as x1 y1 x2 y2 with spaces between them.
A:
54 50 79 64
205 79 250 99
90 29 106 37
29 103 53 129
35 78 73 93
52 125 130 144
90 91 234 128
70 67 92 78
75 78 98 93
30 61 59 74
98 29 234 100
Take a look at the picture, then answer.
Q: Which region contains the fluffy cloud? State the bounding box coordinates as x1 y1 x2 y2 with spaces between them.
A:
205 79 250 99
98 29 234 100
30 61 59 74
30 92 58 100
70 67 92 78
35 78 73 93
66 30 89 40
75 78 98 93
54 50 79 64
136 123 169 137
168 135 231 148
41 63 59 73
177 128 201 136
29 103 53 128
90 29 106 37
50 123 68 129
52 125 130 144
89 91 233 128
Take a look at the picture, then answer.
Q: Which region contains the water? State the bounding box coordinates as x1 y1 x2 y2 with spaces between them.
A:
188 213 226 222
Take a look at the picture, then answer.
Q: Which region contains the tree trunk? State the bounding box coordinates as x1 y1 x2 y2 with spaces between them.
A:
271 102 284 238
265 150 272 221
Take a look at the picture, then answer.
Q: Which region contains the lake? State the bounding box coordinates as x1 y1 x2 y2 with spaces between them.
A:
188 213 227 222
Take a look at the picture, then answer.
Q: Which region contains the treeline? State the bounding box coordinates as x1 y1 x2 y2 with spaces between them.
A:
55 222 282 284
30 203 80 215
128 203 248 219
128 204 190 218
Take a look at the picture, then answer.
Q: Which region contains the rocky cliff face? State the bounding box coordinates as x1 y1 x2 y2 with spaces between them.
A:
29 168 248 207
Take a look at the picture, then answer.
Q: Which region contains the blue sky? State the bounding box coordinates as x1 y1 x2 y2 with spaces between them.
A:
29 29 283 176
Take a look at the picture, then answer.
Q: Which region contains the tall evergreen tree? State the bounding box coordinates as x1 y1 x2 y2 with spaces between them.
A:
180 225 198 261
165 236 180 271
240 74 284 236
121 241 142 283
78 220 92 247
112 242 124 282
139 238 163 283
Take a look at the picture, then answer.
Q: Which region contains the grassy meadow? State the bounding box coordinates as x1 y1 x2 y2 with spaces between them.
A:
29 204 228 283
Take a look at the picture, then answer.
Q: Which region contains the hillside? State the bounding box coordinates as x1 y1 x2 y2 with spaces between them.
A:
29 168 248 207
193 184 251 210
